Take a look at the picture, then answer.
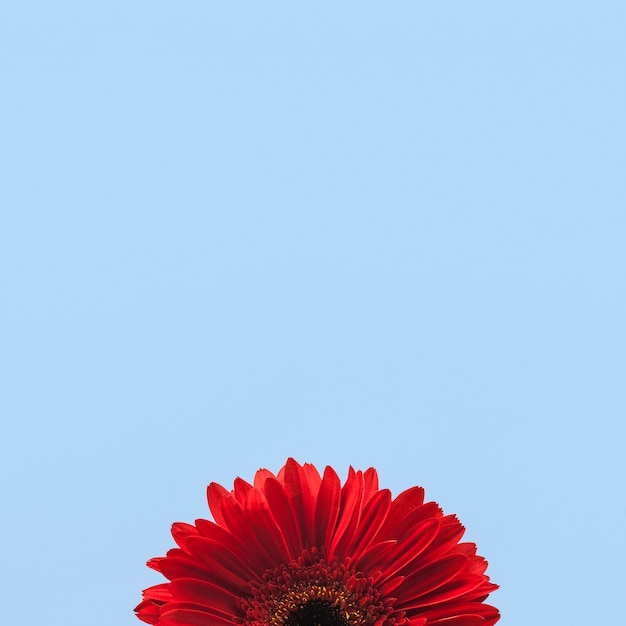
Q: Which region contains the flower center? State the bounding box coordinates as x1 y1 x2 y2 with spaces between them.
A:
284 600 347 626
241 550 394 626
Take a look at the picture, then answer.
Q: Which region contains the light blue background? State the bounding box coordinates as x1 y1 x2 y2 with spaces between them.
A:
1 3 624 625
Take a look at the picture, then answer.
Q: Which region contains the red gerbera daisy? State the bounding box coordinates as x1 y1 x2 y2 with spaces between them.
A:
136 459 499 626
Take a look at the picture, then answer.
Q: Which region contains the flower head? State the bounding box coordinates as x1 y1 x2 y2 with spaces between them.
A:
136 459 499 626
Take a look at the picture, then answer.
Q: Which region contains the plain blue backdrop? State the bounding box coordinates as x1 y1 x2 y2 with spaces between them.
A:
1 3 624 625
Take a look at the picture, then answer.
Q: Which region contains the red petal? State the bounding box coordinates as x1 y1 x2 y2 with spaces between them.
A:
163 602 234 619
401 575 488 609
156 556 248 595
378 574 405 595
171 523 200 551
363 467 380 504
396 554 468 603
417 602 498 621
183 535 258 588
328 468 365 559
418 516 465 562
392 517 442 577
358 518 440 580
253 468 276 488
455 581 499 603
263 476 304 558
154 556 211 581
169 578 241 616
135 600 161 624
192 517 273 577
243 486 291 563
428 616 485 626
233 477 253 504
280 459 321 545
454 542 477 558
159 609 236 626
378 485 425 539
314 465 341 550
218 492 280 565
142 583 172 602
354 538 397 572
348 488 392 560
391 502 444 541
206 483 229 528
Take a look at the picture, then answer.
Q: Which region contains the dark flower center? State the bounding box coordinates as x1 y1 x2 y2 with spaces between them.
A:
241 549 395 626
284 600 348 626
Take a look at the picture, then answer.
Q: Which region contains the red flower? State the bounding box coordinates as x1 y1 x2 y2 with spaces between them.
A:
136 459 499 626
